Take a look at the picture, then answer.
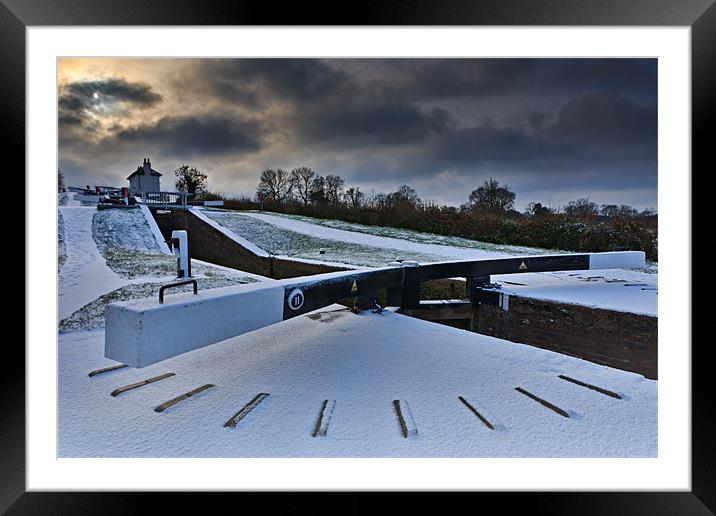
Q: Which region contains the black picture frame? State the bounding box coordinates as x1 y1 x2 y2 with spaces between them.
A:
6 0 711 513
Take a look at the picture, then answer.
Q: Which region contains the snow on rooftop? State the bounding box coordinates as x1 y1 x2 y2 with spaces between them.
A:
59 307 656 457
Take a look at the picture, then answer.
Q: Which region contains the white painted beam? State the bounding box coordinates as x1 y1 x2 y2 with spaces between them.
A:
139 203 172 255
589 251 645 270
105 282 284 367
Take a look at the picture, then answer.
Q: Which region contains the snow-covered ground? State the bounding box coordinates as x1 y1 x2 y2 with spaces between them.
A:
59 307 656 457
58 193 259 329
495 270 658 316
58 205 129 320
57 194 657 458
198 208 658 316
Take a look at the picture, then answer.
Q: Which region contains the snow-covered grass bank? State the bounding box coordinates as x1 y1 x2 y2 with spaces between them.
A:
59 307 657 457
201 208 442 266
92 207 176 279
244 210 567 257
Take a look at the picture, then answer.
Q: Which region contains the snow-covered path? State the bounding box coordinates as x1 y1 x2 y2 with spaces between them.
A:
58 206 127 320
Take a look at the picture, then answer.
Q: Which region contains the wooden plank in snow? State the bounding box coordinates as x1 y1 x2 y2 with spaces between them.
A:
88 363 128 377
558 375 622 399
223 393 270 428
110 372 176 397
458 396 495 430
312 399 336 437
515 387 570 418
154 384 215 413
393 399 418 438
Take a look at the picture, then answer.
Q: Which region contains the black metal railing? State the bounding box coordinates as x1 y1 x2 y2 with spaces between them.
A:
158 279 198 303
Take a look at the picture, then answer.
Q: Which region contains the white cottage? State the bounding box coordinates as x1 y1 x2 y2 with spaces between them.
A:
127 158 162 194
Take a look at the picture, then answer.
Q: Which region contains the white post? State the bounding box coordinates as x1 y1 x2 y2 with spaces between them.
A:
171 230 190 278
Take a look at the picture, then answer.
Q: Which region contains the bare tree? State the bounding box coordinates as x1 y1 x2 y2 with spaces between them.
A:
344 186 365 209
290 167 316 205
614 204 639 218
324 174 345 205
564 198 599 221
309 175 327 204
599 204 618 217
258 168 293 203
371 192 388 210
468 177 516 213
387 185 420 207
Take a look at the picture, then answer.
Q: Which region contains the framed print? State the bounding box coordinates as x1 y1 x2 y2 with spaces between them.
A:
7 0 713 512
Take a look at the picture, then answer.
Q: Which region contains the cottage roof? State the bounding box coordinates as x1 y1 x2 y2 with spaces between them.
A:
127 166 162 180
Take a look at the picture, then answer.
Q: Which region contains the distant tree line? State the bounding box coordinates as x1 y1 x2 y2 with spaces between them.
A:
197 167 657 261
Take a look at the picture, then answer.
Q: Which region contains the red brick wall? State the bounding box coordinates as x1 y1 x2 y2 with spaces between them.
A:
152 209 349 280
476 297 657 379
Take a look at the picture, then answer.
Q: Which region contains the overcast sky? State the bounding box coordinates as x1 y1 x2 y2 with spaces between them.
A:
58 58 657 210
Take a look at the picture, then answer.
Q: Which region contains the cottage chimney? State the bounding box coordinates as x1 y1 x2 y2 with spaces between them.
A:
143 157 151 175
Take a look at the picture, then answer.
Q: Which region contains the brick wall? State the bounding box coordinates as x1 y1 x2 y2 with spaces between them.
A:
475 297 657 379
152 209 349 280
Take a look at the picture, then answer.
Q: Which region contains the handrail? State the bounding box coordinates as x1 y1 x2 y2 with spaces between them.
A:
158 279 198 303
140 191 188 208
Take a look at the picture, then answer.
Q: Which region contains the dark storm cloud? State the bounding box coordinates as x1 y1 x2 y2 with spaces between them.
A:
199 58 350 106
57 111 87 128
432 124 541 163
296 104 453 146
547 92 657 148
65 78 162 106
533 59 657 101
426 92 656 167
377 59 536 101
114 115 263 156
305 58 656 105
58 93 85 112
58 78 162 131
58 92 92 128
